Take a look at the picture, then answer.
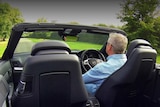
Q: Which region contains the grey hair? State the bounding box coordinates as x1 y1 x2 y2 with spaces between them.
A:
108 33 128 54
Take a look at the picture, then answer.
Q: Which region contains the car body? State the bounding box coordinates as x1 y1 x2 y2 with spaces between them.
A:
0 23 160 107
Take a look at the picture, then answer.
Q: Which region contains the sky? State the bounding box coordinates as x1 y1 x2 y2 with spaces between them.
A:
1 0 124 26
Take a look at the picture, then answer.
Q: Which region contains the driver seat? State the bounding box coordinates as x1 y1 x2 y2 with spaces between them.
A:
126 39 152 57
95 41 157 107
11 40 88 107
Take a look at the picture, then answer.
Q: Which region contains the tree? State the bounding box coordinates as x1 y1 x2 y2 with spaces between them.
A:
37 17 48 23
117 0 160 47
93 23 107 27
153 16 160 51
0 2 24 41
29 18 51 39
68 21 79 25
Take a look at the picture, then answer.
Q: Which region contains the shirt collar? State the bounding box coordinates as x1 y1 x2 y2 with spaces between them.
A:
107 54 127 60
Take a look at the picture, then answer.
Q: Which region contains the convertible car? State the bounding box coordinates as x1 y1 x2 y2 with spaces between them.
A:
0 23 160 107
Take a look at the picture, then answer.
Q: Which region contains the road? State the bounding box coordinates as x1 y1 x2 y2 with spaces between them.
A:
14 38 35 53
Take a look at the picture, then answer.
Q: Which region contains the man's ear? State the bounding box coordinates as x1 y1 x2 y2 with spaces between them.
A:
108 44 112 51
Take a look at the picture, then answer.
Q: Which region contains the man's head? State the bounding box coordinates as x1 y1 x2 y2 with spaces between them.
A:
106 33 128 55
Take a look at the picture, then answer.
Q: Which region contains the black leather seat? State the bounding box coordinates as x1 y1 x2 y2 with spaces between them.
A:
11 40 88 107
126 39 152 57
95 41 157 107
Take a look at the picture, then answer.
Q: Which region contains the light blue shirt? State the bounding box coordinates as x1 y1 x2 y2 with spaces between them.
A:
82 54 127 95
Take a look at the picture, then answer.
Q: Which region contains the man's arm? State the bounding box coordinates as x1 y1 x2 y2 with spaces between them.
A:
82 65 103 83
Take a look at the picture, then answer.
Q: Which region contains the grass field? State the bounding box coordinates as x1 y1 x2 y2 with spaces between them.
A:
0 39 160 64
0 41 7 57
66 42 102 50
29 38 102 50
157 56 160 64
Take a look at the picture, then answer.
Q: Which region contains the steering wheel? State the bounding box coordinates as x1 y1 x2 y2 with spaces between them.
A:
81 49 106 73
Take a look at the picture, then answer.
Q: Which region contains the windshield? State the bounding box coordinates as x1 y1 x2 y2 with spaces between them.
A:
14 31 109 54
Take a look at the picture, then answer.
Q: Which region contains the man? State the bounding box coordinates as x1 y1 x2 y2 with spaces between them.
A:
82 32 128 95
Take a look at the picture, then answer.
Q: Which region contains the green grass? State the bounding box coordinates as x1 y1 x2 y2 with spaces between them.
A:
156 56 160 64
66 41 102 50
29 38 102 50
0 41 8 58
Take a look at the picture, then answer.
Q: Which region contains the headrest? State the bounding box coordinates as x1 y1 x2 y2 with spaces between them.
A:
31 40 71 56
129 39 151 48
126 39 152 57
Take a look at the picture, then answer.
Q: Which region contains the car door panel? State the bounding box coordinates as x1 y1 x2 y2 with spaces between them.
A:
11 53 30 88
0 75 9 107
0 60 11 107
0 61 12 82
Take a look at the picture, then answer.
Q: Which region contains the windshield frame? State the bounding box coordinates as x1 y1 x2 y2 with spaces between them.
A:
2 23 126 60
